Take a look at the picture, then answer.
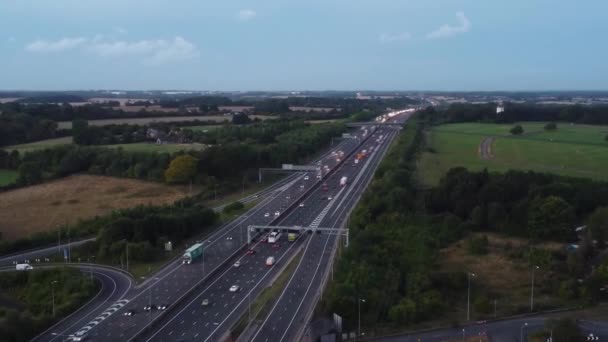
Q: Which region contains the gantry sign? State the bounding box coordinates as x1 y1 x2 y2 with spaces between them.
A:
247 225 350 247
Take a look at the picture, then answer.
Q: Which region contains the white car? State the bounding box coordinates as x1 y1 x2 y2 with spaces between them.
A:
264 212 270 218
304 176 309 180
299 203 305 208
316 174 322 179
328 196 333 200
274 211 280 216
226 236 233 240
233 261 241 268
229 285 240 292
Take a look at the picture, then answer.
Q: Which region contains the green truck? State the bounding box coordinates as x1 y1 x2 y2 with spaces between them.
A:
288 233 298 242
182 243 204 264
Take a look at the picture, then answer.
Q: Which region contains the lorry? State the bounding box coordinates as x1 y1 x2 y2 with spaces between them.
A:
16 263 33 271
182 243 204 264
340 176 348 186
268 231 281 243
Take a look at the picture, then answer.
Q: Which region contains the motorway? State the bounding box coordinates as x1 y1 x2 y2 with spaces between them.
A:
143 116 407 341
35 126 367 341
249 119 406 342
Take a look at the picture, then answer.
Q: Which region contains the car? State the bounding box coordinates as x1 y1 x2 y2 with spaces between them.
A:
158 304 167 310
320 196 326 200
143 305 155 311
233 260 241 267
299 203 305 207
253 194 259 198
261 236 268 243
286 195 291 200
264 212 270 218
328 196 333 200
246 249 256 255
229 285 240 292
123 310 136 316
316 174 322 179
336 158 341 162
201 299 210 306
272 243 280 249
300 185 305 189
304 176 309 180
274 211 280 216
226 236 233 240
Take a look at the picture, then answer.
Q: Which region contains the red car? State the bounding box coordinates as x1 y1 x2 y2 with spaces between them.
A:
260 236 268 243
272 243 280 249
246 249 256 255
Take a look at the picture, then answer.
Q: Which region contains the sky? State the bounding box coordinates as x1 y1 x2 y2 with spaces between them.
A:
1 0 607 91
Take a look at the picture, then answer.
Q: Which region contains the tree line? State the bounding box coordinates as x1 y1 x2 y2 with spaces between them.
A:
322 112 608 330
426 102 608 125
0 112 69 147
0 267 99 342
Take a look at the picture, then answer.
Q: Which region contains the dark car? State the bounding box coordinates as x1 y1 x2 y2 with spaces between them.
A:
246 249 256 255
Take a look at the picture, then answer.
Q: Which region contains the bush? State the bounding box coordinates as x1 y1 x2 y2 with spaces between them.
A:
223 201 245 213
466 235 489 255
510 125 524 135
473 295 492 314
544 122 557 131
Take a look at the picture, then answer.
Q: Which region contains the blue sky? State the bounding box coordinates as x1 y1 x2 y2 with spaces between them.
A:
1 0 607 91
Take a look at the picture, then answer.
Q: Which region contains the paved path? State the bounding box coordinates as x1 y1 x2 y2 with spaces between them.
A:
479 136 495 160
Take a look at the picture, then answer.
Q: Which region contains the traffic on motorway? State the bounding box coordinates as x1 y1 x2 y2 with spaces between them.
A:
45 121 375 341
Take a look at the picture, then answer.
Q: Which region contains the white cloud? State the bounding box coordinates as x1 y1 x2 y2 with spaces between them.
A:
379 32 412 43
88 36 199 65
113 27 128 35
25 37 87 52
25 35 199 66
426 11 471 39
237 9 256 21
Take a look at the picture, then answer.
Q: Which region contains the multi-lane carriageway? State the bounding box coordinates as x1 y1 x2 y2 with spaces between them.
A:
44 111 411 342
140 116 408 342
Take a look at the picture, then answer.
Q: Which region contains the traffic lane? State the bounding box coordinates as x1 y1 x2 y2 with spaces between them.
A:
32 265 132 342
253 128 397 341
146 235 305 341
0 238 96 266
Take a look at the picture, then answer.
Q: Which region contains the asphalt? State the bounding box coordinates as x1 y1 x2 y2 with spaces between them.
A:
48 134 362 341
249 121 405 342
137 130 380 341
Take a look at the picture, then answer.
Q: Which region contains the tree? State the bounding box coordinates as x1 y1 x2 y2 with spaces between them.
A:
72 119 89 144
544 122 557 131
17 161 43 185
545 318 581 342
527 196 575 240
587 206 608 247
164 155 198 184
510 125 524 135
232 112 251 125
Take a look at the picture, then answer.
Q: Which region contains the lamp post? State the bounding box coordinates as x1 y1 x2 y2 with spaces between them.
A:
520 322 528 342
462 328 466 342
467 272 476 321
357 298 366 341
531 266 539 311
51 280 59 317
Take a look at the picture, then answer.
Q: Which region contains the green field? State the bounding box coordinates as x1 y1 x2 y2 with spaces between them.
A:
4 136 73 153
0 169 18 186
418 122 608 185
99 142 207 153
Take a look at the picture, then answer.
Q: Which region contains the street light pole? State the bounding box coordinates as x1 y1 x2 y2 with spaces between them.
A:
462 328 466 342
467 272 475 321
358 298 366 340
51 280 58 317
520 322 528 342
531 266 539 311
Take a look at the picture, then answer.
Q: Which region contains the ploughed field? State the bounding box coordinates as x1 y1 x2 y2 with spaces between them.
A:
0 175 189 240
418 122 608 185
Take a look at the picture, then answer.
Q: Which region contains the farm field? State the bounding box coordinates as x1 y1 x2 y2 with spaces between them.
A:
305 119 344 124
0 175 190 241
57 114 276 129
99 142 207 153
418 122 608 186
4 136 73 153
0 169 18 186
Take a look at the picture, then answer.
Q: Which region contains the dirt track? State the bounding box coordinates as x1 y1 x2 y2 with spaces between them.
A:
479 136 495 160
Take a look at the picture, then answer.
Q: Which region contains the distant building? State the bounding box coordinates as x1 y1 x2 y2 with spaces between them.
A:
496 105 505 114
